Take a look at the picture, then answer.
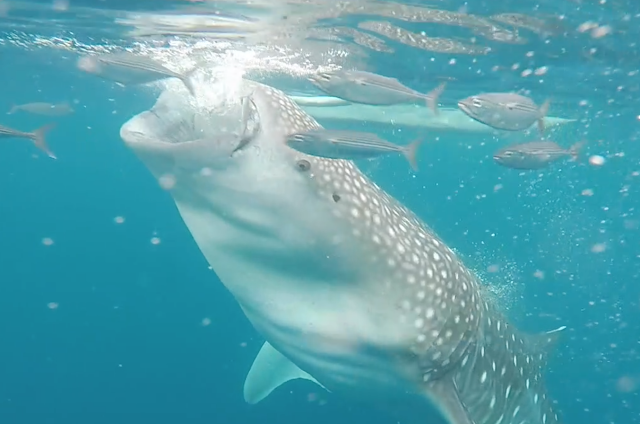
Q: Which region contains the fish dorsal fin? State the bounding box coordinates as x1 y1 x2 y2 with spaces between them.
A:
243 341 327 404
524 325 566 361
427 378 474 424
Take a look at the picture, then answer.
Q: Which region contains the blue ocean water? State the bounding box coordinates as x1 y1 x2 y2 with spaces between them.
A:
0 1 639 424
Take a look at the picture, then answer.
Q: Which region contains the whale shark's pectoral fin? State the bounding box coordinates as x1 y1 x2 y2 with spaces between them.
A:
243 341 328 404
427 378 473 424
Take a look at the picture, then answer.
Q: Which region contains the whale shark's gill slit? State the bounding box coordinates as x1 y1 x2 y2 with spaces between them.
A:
122 79 565 424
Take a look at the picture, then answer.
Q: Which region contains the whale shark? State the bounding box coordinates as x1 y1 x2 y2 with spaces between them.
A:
120 77 565 424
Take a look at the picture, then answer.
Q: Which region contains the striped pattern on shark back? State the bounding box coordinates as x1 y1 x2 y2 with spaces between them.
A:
452 302 563 424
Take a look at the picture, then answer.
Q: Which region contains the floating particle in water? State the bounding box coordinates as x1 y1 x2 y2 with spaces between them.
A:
591 25 612 38
159 174 176 190
589 155 605 166
42 237 54 246
201 317 211 327
200 167 212 176
521 69 532 77
581 188 594 196
616 376 638 393
240 342 247 348
534 66 548 76
47 302 59 310
591 243 607 253
487 264 500 273
52 0 69 11
577 21 598 33
307 392 319 402
150 237 161 245
449 59 456 65
494 184 503 192
114 216 125 224
533 270 545 279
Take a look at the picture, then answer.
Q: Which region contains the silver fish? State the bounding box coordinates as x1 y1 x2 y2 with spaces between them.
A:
121 78 565 424
494 141 582 169
0 123 56 158
286 129 422 170
7 102 74 116
309 69 446 114
77 52 196 96
458 93 550 134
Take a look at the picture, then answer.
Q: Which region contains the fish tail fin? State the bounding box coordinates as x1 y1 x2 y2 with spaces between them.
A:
403 137 423 171
32 123 57 159
426 82 447 115
569 141 584 161
540 98 551 116
537 98 551 135
182 76 196 97
181 67 199 97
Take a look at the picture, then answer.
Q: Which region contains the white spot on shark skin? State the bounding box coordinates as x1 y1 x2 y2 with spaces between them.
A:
512 406 520 417
121 77 564 424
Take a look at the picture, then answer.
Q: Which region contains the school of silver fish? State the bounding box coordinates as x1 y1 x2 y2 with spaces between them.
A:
0 51 574 170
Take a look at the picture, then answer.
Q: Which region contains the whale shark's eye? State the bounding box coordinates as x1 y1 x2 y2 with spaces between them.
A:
296 159 311 171
332 193 341 202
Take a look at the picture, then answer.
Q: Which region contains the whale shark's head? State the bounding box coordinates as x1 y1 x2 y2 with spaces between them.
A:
120 78 564 424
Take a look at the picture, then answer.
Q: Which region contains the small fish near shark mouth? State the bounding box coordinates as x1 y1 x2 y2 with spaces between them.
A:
120 77 566 424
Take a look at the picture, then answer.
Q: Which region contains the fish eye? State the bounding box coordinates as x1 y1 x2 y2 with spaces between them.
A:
472 98 483 108
502 151 513 156
318 73 332 81
291 134 305 143
296 159 311 172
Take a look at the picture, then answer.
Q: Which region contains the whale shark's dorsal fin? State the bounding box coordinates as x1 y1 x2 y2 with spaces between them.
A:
244 342 328 404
